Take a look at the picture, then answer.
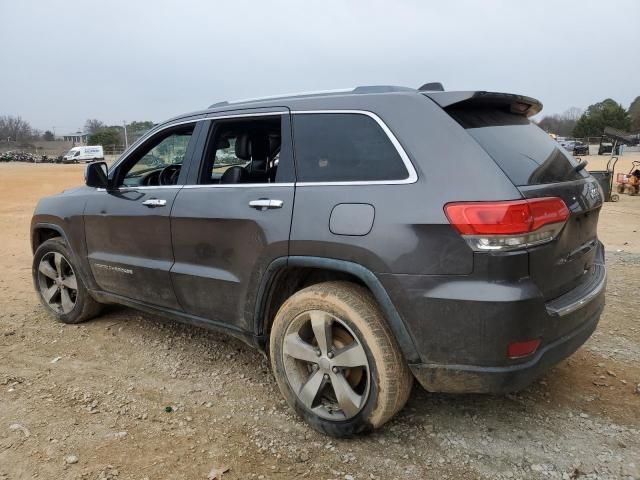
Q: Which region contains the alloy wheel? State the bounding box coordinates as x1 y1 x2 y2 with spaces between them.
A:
282 310 371 421
37 252 78 314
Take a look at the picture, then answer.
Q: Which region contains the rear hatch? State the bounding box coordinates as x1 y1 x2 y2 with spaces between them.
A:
429 92 603 301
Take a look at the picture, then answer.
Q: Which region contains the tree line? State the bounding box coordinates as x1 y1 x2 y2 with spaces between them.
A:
0 115 41 142
4 96 640 147
0 115 155 146
537 96 640 138
84 119 155 147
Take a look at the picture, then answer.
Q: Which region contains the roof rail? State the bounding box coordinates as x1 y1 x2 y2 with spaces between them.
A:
352 85 415 93
207 85 417 108
208 88 354 108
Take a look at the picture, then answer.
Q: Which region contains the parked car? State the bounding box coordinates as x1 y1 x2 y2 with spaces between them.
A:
31 85 606 437
573 141 589 156
62 145 104 163
560 140 576 152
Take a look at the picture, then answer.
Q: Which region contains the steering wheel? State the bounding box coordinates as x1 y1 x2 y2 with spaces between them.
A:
159 164 181 185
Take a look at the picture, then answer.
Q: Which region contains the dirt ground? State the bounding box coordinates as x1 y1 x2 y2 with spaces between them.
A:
1 155 639 480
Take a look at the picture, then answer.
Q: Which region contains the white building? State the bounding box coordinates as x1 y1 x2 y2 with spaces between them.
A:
58 131 89 144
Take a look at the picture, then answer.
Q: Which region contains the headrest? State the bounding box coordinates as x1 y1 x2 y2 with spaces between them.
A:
235 133 251 160
215 137 231 149
234 132 270 161
220 165 248 184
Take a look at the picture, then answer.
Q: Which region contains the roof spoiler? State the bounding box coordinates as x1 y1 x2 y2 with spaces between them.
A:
423 91 543 117
418 82 444 92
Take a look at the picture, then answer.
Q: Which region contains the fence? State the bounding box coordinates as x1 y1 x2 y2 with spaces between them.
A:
103 145 127 156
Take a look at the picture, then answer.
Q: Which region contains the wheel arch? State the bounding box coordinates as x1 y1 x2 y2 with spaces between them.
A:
254 256 420 363
31 222 69 253
31 221 97 292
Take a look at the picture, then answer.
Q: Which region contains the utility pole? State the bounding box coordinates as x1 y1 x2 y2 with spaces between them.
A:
123 121 129 149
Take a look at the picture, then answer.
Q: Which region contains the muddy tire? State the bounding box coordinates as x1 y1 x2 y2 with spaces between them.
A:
269 281 412 437
32 238 102 324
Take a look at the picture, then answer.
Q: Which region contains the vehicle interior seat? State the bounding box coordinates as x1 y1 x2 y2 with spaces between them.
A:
220 165 249 184
248 136 270 182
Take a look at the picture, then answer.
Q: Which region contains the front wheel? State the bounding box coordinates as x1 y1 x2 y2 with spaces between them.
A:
32 238 102 324
269 281 412 437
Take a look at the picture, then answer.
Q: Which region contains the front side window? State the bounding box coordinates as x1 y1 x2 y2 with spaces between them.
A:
292 113 409 182
118 125 194 187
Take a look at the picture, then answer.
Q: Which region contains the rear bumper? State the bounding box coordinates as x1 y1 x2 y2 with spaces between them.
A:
409 301 602 393
379 243 606 394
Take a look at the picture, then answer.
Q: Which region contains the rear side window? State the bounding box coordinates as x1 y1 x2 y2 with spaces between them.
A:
448 107 585 186
292 113 409 182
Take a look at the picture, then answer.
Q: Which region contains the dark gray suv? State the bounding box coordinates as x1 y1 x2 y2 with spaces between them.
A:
31 85 606 437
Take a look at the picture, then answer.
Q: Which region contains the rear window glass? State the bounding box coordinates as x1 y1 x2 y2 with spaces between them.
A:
292 113 409 182
447 107 585 186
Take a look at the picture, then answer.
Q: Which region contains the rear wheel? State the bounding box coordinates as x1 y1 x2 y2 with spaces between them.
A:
269 281 412 437
32 238 102 324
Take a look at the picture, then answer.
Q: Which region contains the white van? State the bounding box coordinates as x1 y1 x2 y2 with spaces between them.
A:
62 146 104 163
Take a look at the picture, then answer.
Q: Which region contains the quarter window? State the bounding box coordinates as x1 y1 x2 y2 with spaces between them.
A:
292 113 409 182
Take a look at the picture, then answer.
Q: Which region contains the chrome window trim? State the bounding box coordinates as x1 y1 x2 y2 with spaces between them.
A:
109 112 286 173
97 183 296 191
108 109 417 190
182 182 295 189
290 110 418 186
205 111 287 120
96 185 183 192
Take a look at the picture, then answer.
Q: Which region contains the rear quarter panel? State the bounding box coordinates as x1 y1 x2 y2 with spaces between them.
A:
289 93 523 275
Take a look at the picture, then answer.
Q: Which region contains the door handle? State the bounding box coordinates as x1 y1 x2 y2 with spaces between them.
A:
142 198 167 207
249 199 284 210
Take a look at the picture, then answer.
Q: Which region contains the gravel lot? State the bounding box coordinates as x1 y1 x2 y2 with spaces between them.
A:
1 158 639 480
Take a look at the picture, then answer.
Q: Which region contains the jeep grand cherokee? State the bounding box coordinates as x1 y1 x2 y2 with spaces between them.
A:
31 85 606 437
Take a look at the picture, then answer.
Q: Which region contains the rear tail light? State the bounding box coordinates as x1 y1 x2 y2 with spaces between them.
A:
444 197 569 251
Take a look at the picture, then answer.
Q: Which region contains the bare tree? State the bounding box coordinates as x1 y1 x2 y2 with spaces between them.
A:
0 115 34 141
563 107 582 121
84 118 105 134
537 107 583 137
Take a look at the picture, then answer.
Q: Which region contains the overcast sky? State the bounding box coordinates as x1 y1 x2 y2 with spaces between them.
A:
1 0 638 133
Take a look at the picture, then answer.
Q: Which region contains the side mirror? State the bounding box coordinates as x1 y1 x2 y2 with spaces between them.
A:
85 161 109 189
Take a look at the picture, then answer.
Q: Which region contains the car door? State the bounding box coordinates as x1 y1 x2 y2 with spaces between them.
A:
170 109 295 331
83 119 204 309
